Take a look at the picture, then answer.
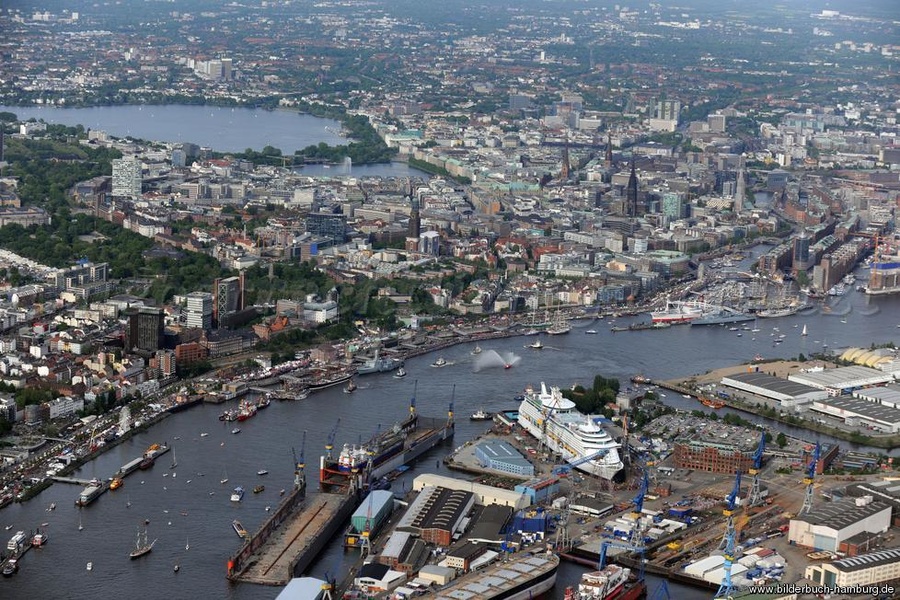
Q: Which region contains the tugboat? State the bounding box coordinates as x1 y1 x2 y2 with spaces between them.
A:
470 409 493 421
253 485 265 494
431 357 448 368
527 339 543 350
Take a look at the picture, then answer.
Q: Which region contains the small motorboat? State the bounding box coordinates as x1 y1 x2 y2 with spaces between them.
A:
584 329 598 334
253 485 265 494
393 367 407 379
470 409 492 421
431 357 447 368
504 363 512 369
231 427 241 434
257 469 268 476
343 379 357 394
86 561 92 572
527 340 543 350
174 565 180 573
471 345 482 355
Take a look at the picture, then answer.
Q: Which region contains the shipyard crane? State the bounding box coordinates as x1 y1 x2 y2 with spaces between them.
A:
551 447 609 476
325 418 341 462
629 471 650 547
359 492 375 558
715 470 743 600
799 442 820 516
292 430 307 491
747 432 766 507
718 470 743 551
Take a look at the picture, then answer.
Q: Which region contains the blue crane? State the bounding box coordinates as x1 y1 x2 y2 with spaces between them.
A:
551 447 609 476
747 432 766 507
325 418 341 462
716 470 743 600
800 442 820 516
292 430 307 490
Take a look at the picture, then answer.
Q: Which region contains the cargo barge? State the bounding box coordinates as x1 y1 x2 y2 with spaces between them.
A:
319 394 454 494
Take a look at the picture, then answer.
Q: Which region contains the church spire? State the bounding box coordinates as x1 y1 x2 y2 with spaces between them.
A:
626 157 638 217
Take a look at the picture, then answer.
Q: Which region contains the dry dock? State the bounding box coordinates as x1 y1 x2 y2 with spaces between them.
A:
229 491 355 585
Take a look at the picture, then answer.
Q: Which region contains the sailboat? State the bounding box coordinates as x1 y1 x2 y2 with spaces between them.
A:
220 469 228 485
185 536 189 551
801 324 808 336
78 514 84 531
546 302 571 335
170 451 177 469
129 528 156 559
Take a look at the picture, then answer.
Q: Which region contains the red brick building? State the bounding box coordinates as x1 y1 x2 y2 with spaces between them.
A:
673 440 754 474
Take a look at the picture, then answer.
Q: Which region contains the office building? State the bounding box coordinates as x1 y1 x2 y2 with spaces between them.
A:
214 275 243 326
111 158 142 199
662 192 686 220
126 307 164 353
305 212 346 247
185 291 213 330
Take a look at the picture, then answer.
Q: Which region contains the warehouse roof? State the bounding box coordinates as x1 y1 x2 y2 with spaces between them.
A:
854 385 900 406
793 499 891 530
723 371 822 397
813 396 900 425
475 440 533 470
788 365 892 389
832 548 900 573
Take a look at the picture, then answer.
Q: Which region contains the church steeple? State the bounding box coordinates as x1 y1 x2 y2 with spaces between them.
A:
408 179 420 239
604 132 613 168
626 157 639 217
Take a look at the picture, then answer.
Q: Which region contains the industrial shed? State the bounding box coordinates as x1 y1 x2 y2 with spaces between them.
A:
720 371 827 407
787 366 893 395
413 473 530 510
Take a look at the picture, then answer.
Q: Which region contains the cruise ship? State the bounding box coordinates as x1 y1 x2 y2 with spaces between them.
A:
650 299 720 324
433 552 559 600
517 383 624 481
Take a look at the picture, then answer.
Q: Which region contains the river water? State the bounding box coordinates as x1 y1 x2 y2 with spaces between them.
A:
0 105 347 153
4 282 900 599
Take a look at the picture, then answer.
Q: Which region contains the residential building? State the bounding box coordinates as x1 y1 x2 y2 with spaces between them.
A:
112 157 142 199
185 291 213 330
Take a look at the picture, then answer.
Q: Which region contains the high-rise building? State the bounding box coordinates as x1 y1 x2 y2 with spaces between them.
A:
214 275 243 326
111 158 142 199
185 291 213 330
662 192 686 221
793 233 811 271
655 99 681 122
126 307 164 353
305 212 347 247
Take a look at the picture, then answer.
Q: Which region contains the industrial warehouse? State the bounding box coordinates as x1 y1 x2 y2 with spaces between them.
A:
808 396 900 434
788 496 893 552
473 439 535 476
805 548 900 589
720 371 827 408
787 365 894 394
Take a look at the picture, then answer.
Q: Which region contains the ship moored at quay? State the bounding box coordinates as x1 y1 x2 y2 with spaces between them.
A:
319 395 455 494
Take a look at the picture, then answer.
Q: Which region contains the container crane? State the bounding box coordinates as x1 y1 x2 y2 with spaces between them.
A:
747 432 766 507
292 430 307 491
715 470 742 600
325 418 341 462
799 442 820 516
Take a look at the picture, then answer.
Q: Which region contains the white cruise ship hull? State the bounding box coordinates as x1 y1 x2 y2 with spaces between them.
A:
517 388 624 481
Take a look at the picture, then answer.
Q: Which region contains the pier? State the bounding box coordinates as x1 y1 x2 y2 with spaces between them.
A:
49 476 95 486
228 490 355 586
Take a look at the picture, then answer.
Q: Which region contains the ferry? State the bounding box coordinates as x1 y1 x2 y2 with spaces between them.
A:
31 531 48 548
517 383 624 481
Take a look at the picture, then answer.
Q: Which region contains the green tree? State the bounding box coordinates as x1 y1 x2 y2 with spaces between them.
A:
776 432 787 448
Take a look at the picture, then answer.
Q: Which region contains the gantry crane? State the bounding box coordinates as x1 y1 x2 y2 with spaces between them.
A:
747 432 766 507
292 430 307 490
598 469 650 576
799 442 820 516
551 447 610 476
716 470 743 600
